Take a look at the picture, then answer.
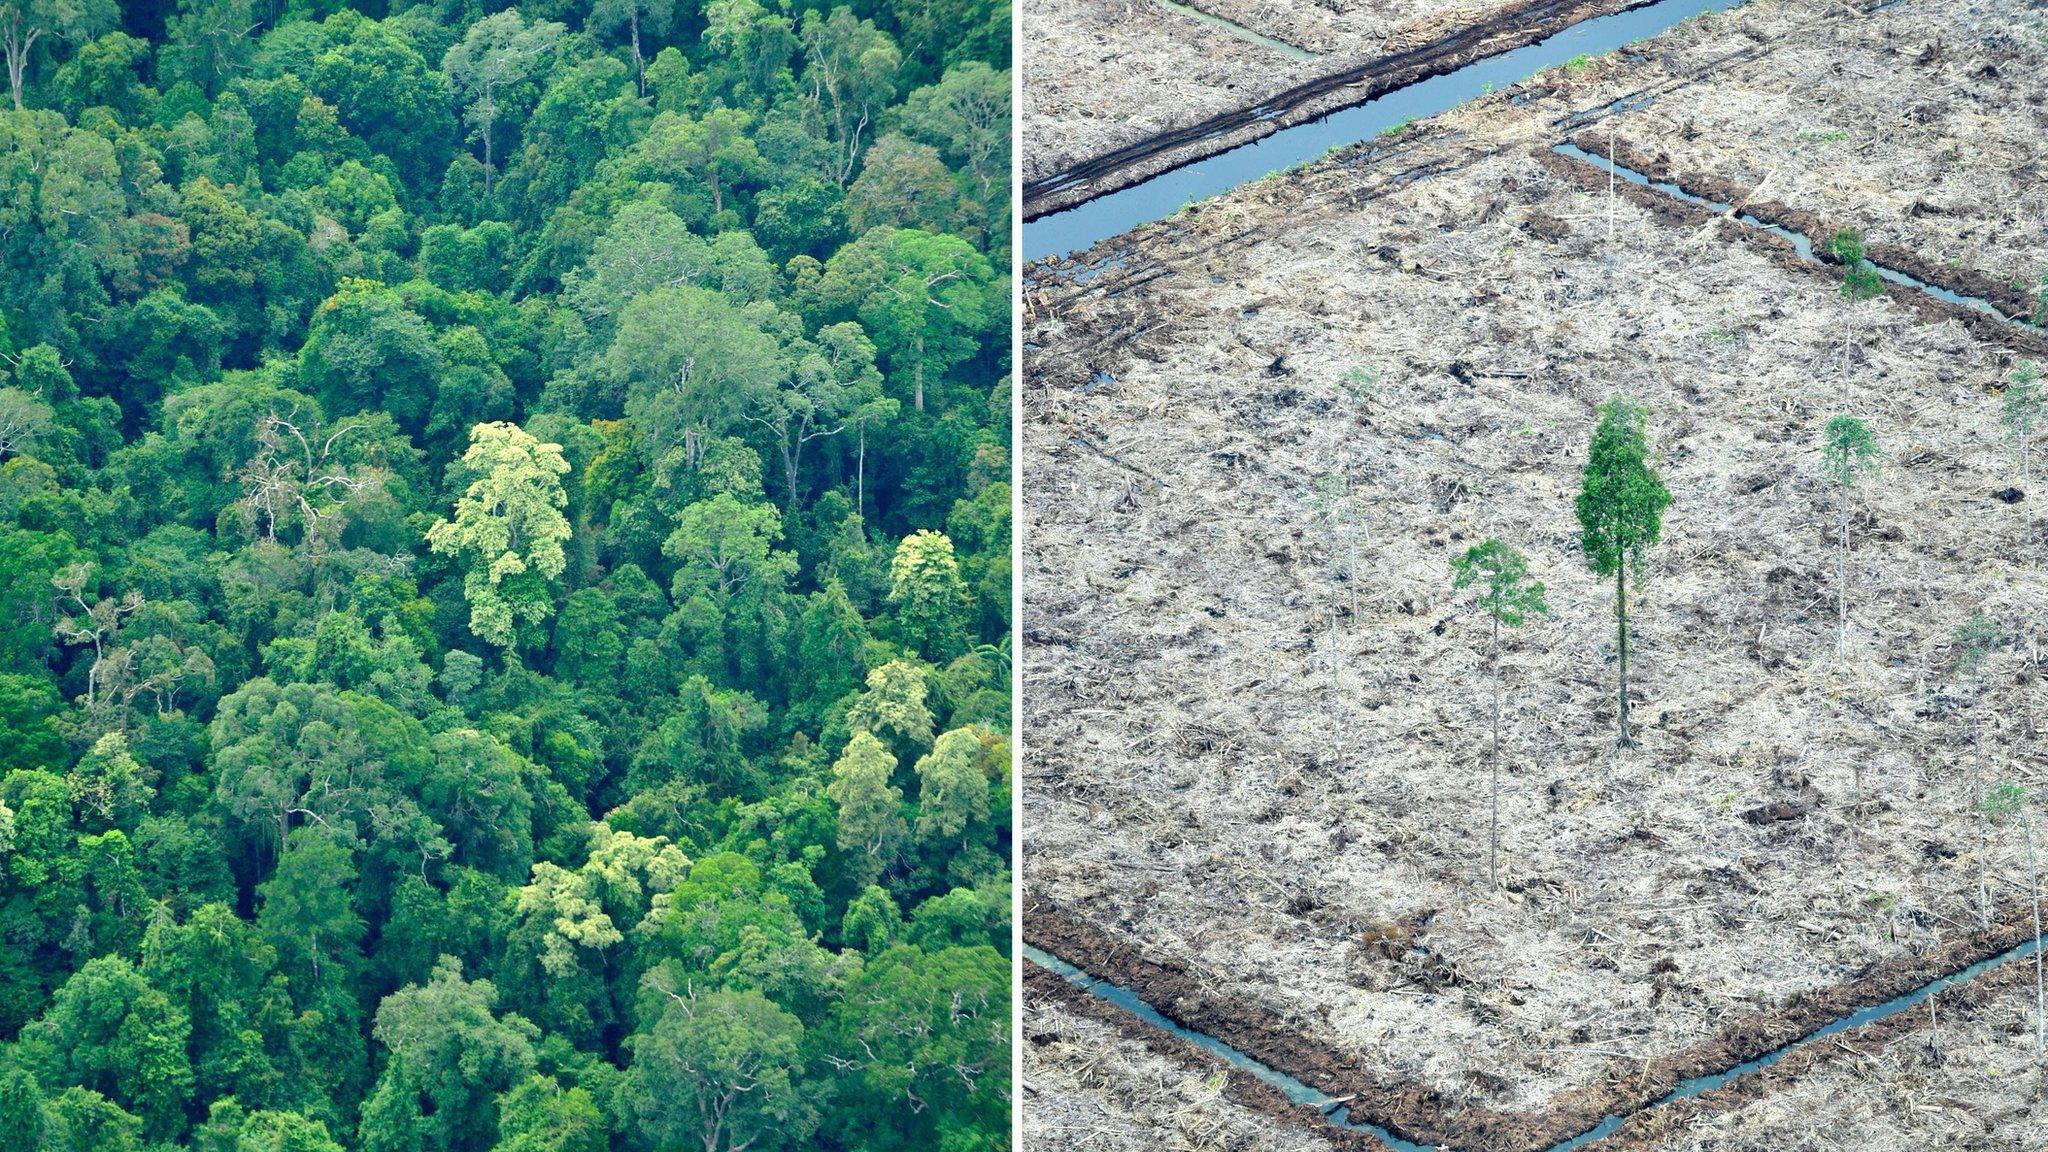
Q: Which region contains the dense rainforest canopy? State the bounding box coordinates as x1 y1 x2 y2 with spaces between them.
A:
0 0 1012 1146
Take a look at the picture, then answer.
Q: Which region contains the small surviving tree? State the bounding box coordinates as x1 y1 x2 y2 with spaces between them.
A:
1312 472 1367 627
1450 539 1548 887
1826 230 1885 300
1311 472 1367 699
1820 414 1880 652
2005 360 2042 548
1824 229 1886 380
1982 779 2043 1053
1953 613 2008 929
1576 396 1671 747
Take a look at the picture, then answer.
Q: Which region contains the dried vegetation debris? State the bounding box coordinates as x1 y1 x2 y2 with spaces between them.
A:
1595 969 2048 1151
1024 970 1341 1151
1024 0 2048 1128
1021 0 1640 193
1021 0 1312 184
1185 0 1525 57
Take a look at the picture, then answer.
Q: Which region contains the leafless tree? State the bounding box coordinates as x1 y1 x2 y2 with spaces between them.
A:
236 411 370 553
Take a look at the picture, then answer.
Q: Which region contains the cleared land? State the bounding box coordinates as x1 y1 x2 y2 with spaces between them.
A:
1593 961 2048 1150
1192 0 1528 53
1021 0 1650 213
1022 0 2048 1148
1023 963 1359 1151
1021 0 1306 190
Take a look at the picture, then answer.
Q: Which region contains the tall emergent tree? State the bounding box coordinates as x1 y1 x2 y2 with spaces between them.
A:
442 12 566 193
426 422 573 651
0 0 116 109
1820 413 1879 651
586 0 675 93
888 529 969 661
1450 539 1547 887
626 989 813 1152
1576 396 1670 747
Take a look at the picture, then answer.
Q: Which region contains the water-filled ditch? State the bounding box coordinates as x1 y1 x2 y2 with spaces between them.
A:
1025 0 1744 261
1028 932 2045 1151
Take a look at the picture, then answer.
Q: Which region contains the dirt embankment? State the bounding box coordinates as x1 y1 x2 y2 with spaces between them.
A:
1024 0 1658 217
1025 961 1382 1151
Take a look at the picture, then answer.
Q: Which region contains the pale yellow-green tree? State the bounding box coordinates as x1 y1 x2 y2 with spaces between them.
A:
844 659 935 753
511 823 690 978
887 529 969 660
426 422 572 649
515 862 622 979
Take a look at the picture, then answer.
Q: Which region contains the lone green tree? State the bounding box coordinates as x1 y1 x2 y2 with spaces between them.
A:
1823 229 1885 381
426 422 573 652
1824 229 1885 304
2005 360 2042 548
1450 539 1548 887
1820 414 1879 651
1575 396 1670 747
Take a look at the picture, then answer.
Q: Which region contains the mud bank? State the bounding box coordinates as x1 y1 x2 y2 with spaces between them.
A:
1024 961 1377 1151
1030 895 2048 1150
1024 0 1657 218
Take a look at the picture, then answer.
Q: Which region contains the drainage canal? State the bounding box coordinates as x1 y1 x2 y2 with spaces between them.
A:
1551 142 2042 331
1028 933 2045 1151
1156 0 1316 61
1025 0 1745 262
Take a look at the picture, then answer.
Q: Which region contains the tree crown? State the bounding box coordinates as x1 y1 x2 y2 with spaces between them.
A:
1450 538 1548 628
1575 395 1671 577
